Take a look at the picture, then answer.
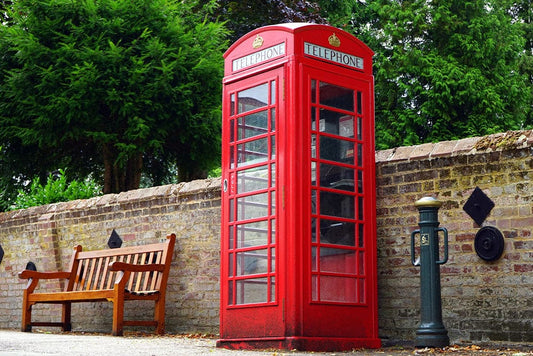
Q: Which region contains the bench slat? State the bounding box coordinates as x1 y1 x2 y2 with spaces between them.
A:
127 254 139 290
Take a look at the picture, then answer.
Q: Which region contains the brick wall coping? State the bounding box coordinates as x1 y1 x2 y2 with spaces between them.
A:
376 130 533 163
0 177 222 223
2 130 532 221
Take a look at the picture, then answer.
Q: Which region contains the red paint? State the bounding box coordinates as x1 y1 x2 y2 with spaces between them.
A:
218 24 380 351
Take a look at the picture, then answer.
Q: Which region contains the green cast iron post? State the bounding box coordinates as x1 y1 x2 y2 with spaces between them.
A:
410 197 450 348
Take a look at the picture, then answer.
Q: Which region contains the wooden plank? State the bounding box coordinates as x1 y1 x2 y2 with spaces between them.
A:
106 256 117 290
99 256 111 290
127 254 139 291
85 258 96 290
134 253 147 292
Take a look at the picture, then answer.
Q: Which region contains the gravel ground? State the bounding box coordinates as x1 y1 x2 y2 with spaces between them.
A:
0 329 531 356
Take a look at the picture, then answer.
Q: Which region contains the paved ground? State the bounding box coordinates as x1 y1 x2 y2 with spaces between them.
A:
0 329 531 356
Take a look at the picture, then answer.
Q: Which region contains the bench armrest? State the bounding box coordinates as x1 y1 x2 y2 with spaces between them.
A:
109 261 166 273
18 270 71 280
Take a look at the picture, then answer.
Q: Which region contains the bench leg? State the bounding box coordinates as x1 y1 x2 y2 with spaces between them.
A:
61 302 72 331
21 303 32 332
154 298 165 335
112 298 124 336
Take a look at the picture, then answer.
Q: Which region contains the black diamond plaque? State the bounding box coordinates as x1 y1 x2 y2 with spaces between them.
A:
463 187 495 226
0 244 4 265
108 229 123 249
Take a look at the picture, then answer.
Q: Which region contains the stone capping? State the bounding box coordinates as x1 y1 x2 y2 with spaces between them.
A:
0 177 222 223
375 130 533 163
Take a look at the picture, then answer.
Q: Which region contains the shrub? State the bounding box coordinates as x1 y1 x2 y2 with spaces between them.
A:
10 169 102 210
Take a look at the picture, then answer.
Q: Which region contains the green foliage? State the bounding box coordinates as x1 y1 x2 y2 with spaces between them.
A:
209 0 326 43
343 0 531 149
0 0 228 194
10 169 101 210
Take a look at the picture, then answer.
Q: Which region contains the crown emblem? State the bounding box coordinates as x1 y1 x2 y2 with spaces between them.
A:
328 33 341 47
252 35 264 49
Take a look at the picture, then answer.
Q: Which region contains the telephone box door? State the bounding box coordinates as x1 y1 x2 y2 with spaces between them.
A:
302 65 378 339
220 66 285 339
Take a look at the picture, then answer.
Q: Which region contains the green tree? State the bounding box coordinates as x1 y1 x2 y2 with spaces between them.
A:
510 0 533 126
0 0 227 194
210 0 326 43
348 0 530 149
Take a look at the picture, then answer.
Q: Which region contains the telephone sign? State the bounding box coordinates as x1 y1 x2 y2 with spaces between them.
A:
218 23 380 351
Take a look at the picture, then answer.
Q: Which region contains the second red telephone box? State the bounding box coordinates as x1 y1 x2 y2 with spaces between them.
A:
218 23 380 351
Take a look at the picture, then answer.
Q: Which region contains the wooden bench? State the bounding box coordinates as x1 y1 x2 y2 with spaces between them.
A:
19 234 176 336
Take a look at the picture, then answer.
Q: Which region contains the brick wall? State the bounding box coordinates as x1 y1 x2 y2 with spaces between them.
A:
376 130 533 344
0 130 532 344
0 179 222 334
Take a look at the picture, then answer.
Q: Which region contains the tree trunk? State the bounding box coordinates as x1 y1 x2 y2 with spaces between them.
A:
103 143 143 194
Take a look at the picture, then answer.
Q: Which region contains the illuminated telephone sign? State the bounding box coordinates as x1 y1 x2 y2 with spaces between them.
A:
218 23 380 352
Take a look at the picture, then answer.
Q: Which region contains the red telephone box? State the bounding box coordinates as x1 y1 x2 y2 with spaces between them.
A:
218 23 380 351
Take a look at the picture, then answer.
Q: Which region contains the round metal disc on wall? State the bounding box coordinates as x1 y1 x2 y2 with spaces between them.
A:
474 226 504 261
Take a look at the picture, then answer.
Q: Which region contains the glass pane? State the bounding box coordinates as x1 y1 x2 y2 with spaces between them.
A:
319 136 354 164
270 163 276 187
270 191 276 215
311 79 317 103
228 281 234 305
311 161 317 186
359 251 365 275
320 191 354 219
358 224 364 248
238 111 268 140
320 219 355 246
236 220 269 248
236 278 268 304
237 166 269 194
311 218 318 243
237 138 268 166
311 107 317 131
270 136 276 159
320 163 355 192
238 83 269 114
312 247 317 270
357 91 362 115
229 225 234 249
320 276 357 303
229 253 233 277
357 116 363 140
320 248 356 273
270 219 275 245
318 110 354 138
270 108 276 131
237 193 268 220
358 278 365 303
270 81 276 105
270 277 276 302
319 82 354 112
358 197 364 220
230 146 235 169
357 143 363 167
236 249 268 276
229 199 234 221
230 94 235 116
357 170 363 193
311 134 317 158
270 248 275 272
311 190 317 214
230 119 235 142
312 275 318 301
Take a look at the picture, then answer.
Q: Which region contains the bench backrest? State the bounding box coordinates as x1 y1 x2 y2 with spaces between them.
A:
66 234 175 293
